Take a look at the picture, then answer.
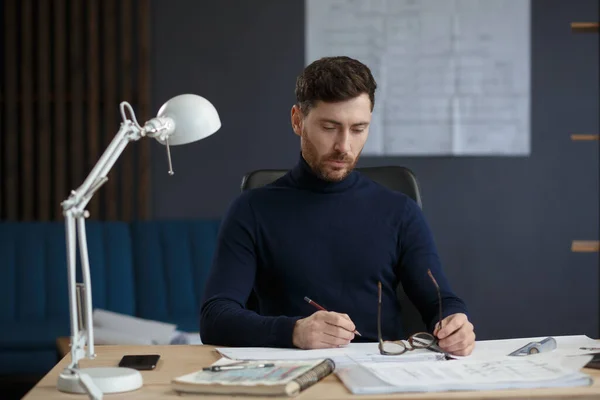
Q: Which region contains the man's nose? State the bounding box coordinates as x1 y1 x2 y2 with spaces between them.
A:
334 132 351 153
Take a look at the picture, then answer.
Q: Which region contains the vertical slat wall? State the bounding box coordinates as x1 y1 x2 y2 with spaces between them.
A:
4 0 18 219
0 0 152 221
37 0 51 221
87 0 100 219
102 0 118 220
70 0 84 195
138 0 152 220
21 0 34 220
53 0 67 221
120 0 134 222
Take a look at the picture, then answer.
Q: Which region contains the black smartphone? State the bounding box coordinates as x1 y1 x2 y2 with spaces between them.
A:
118 354 160 370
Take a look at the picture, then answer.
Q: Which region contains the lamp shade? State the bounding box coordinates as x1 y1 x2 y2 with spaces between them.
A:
155 94 221 145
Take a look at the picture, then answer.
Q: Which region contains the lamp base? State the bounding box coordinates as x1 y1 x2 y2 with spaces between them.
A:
57 367 143 395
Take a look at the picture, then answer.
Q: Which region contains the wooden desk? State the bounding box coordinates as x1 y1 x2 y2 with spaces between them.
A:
24 344 600 399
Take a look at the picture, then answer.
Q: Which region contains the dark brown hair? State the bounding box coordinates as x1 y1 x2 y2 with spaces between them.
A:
295 56 377 115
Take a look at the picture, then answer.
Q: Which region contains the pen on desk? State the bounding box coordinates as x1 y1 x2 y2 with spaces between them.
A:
203 363 275 372
303 296 362 337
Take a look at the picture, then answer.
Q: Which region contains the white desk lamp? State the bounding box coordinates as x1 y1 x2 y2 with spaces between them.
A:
57 94 221 399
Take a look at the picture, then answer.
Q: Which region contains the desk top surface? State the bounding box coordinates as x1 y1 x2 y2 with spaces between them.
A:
24 344 600 399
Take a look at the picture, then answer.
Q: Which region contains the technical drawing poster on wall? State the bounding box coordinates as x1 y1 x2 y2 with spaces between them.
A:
305 0 531 156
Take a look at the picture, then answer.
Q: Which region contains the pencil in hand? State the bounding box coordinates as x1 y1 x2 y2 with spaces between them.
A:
303 296 362 336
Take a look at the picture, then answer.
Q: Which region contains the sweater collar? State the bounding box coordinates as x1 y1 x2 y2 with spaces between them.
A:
290 153 358 193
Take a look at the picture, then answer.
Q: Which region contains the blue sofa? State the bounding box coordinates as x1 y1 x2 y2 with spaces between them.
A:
0 219 220 376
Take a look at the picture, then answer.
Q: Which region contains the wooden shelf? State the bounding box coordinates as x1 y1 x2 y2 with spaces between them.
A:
571 22 599 33
571 134 600 141
572 240 600 252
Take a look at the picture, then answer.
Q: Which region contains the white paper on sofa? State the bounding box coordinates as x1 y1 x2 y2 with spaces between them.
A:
170 331 203 345
93 309 177 345
93 326 154 345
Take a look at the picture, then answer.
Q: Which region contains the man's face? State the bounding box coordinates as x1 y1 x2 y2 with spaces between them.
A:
291 93 372 182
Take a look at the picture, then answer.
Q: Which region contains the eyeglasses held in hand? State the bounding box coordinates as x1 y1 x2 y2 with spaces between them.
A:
377 269 443 355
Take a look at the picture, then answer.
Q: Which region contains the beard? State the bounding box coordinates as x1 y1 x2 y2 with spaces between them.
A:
301 128 360 182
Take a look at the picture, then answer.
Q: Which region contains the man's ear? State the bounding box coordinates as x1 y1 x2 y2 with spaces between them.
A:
291 105 303 137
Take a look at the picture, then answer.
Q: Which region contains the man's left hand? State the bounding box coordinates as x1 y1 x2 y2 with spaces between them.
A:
433 313 475 356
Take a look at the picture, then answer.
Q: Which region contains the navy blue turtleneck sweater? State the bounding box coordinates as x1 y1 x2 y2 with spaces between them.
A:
200 155 468 347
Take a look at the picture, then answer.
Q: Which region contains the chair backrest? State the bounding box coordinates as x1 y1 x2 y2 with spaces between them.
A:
241 166 422 208
240 166 428 337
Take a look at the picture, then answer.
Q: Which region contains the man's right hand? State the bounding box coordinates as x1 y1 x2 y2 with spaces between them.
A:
292 311 356 349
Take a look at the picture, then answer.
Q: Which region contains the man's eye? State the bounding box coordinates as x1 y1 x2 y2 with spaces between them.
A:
323 126 336 131
352 128 365 133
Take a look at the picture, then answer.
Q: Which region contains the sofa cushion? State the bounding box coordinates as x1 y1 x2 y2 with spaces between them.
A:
83 221 137 315
162 316 204 335
0 350 60 375
130 220 220 332
0 321 69 350
0 221 136 351
0 223 70 337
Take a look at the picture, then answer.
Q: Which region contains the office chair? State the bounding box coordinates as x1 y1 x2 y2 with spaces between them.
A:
240 166 427 337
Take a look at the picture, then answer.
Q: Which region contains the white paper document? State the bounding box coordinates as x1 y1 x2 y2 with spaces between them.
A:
306 0 531 156
334 335 598 394
338 354 593 394
93 309 177 345
470 335 600 359
216 342 443 368
170 331 203 345
93 326 154 345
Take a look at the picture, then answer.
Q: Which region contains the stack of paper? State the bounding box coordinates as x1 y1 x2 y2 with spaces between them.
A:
337 354 593 394
334 335 599 394
93 309 196 345
170 331 203 345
